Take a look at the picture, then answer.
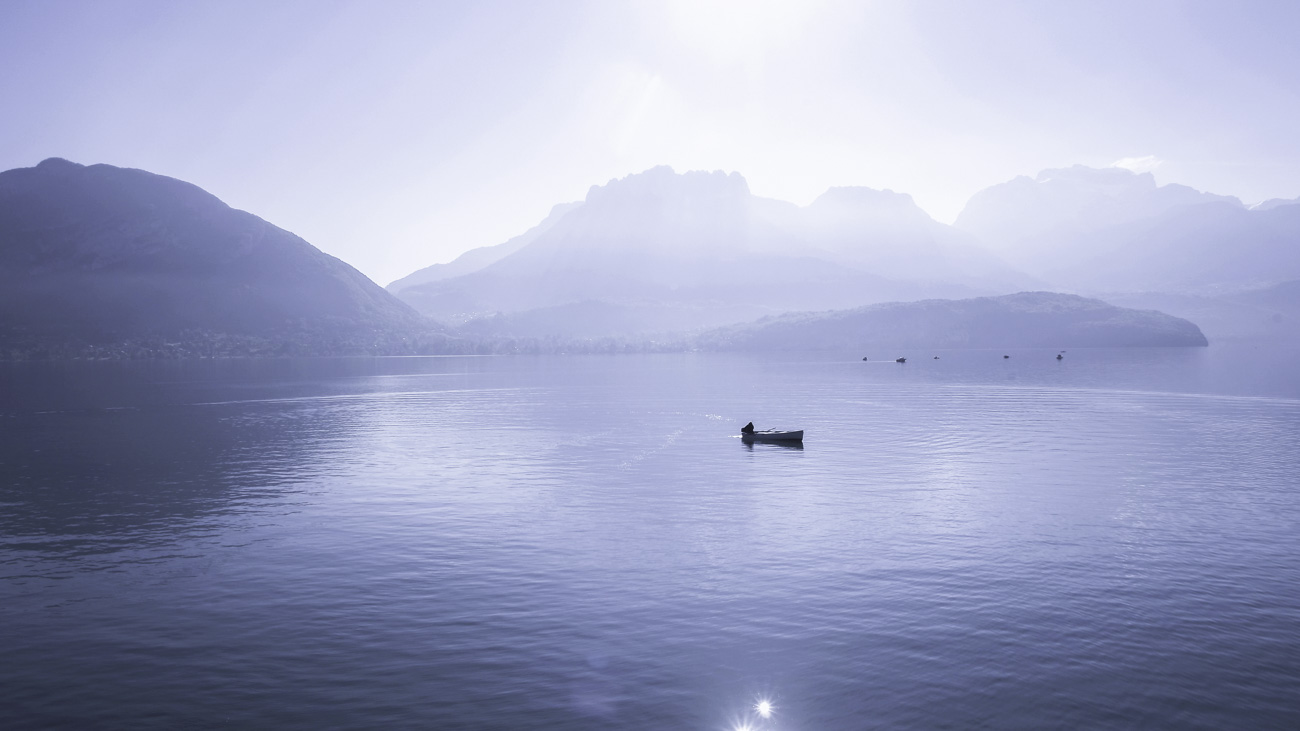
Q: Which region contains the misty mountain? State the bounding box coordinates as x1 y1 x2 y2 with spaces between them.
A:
697 292 1208 351
0 158 442 357
955 165 1242 255
954 165 1300 294
387 201 581 292
1252 196 1300 212
1108 279 1300 344
1042 202 1300 292
394 167 1033 337
803 186 1020 283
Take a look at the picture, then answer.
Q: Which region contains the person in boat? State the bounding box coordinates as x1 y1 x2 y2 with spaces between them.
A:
741 422 755 434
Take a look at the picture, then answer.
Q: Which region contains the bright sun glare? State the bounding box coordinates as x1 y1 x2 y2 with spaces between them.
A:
669 0 814 61
755 698 774 718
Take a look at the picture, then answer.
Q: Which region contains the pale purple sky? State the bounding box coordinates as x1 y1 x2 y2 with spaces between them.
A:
2 0 1298 284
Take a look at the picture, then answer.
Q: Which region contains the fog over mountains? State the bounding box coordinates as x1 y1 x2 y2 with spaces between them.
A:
388 201 583 293
955 165 1242 263
952 165 1300 290
948 165 1300 341
1253 196 1300 212
8 157 1298 358
387 163 1295 344
389 166 1036 338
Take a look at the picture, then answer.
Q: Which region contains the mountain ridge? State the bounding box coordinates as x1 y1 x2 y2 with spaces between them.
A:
0 158 454 358
953 164 1244 252
951 164 1300 295
387 201 582 293
392 166 1033 335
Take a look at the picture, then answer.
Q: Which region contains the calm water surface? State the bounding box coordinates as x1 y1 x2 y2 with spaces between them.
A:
2 347 1299 729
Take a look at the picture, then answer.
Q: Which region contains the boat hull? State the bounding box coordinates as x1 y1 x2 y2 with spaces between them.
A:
742 430 803 442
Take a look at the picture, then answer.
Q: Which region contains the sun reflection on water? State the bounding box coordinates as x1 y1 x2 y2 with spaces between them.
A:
730 693 778 730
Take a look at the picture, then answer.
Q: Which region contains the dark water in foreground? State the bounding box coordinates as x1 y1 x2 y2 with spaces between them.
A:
3 347 1300 729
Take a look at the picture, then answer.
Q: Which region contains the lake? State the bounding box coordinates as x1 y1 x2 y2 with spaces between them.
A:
3 347 1300 729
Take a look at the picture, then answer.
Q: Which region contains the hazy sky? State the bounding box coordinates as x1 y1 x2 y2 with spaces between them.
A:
3 0 1298 284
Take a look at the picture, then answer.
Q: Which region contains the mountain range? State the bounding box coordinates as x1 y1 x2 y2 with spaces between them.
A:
391 163 1297 343
946 164 1300 341
3 157 1289 358
952 165 1300 293
388 166 1036 337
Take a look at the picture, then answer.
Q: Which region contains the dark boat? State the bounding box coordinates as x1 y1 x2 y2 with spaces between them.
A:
742 429 804 443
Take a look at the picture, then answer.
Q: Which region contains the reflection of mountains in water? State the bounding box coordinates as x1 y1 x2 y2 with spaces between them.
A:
0 360 372 550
